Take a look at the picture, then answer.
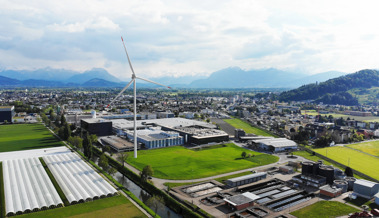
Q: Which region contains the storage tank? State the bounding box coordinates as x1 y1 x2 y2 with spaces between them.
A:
333 180 348 193
345 177 356 191
91 110 96 119
334 169 346 180
312 162 320 175
319 165 335 184
301 162 314 175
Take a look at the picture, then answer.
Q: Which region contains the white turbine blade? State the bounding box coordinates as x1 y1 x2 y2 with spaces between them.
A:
121 36 136 77
136 76 171 89
106 79 134 108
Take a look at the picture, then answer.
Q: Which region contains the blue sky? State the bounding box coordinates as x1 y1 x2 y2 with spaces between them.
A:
0 0 379 80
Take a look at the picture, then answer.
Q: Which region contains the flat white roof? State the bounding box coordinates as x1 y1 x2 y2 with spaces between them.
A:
3 157 63 216
0 147 70 162
355 179 379 188
227 172 267 183
253 138 297 148
43 153 117 204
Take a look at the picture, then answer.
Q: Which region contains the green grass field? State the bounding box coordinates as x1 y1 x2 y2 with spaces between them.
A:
127 143 279 180
346 141 379 157
314 146 379 180
290 201 359 218
223 118 276 137
0 124 65 152
301 110 379 122
20 195 146 218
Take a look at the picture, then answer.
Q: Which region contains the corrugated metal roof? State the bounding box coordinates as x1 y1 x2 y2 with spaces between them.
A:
227 172 267 183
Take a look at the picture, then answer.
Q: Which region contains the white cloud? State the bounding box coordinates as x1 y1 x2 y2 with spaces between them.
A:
0 0 379 79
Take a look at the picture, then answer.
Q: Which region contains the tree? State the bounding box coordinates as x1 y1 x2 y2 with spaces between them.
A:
60 114 66 126
345 167 354 177
247 153 252 158
99 153 109 171
107 167 117 177
63 123 71 140
69 136 83 150
140 165 154 182
146 195 164 217
241 151 247 159
117 152 129 167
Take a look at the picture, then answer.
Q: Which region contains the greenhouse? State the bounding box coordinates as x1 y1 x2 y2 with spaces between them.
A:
2 157 63 216
43 153 117 204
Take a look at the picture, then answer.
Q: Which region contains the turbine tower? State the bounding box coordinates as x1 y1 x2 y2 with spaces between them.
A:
107 36 171 158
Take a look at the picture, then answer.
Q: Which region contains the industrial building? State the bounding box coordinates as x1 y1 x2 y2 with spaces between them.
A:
300 161 339 185
0 106 15 123
169 126 229 145
81 118 113 136
319 185 342 198
226 172 267 187
353 179 379 199
250 138 297 153
99 136 136 152
224 192 260 211
125 127 184 149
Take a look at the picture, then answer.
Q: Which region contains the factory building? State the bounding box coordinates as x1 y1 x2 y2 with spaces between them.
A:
319 185 342 198
224 192 260 211
226 172 267 187
353 179 379 199
81 118 113 136
125 127 183 149
99 136 136 152
0 106 15 123
250 138 297 153
168 126 229 145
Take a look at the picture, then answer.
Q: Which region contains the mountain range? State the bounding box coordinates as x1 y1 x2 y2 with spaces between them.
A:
0 67 347 88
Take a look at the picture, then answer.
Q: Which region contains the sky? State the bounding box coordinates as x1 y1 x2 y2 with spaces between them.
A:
1 0 379 80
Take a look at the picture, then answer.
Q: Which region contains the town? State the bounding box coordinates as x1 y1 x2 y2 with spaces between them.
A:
1 87 378 217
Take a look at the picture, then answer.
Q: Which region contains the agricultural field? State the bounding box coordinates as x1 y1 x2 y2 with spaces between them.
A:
301 110 379 122
290 201 359 218
223 118 276 137
314 146 379 180
0 124 65 152
127 143 279 180
346 140 379 157
20 195 146 218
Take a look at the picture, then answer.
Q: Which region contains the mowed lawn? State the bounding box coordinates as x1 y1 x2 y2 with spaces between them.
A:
223 118 276 137
314 146 379 180
127 143 279 180
20 195 146 218
346 140 379 157
290 201 359 218
0 124 64 152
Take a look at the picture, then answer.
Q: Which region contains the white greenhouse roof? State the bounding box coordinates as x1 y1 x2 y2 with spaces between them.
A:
0 147 70 161
2 157 63 216
43 153 117 204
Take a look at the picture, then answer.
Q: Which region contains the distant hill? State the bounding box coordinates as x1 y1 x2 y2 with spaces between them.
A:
0 68 78 81
0 75 21 86
279 69 379 105
82 78 123 87
66 68 120 84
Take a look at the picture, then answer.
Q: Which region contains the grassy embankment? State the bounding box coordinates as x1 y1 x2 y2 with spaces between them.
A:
346 140 379 157
290 201 359 218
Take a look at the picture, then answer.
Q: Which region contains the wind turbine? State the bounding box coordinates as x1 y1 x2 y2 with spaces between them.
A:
106 36 171 158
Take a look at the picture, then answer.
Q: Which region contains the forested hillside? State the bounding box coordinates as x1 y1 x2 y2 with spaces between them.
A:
279 69 379 105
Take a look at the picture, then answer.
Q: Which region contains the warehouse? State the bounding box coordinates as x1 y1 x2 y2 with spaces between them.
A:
43 153 117 204
0 105 15 123
125 127 184 149
2 157 63 216
353 179 379 199
226 172 267 187
251 138 297 153
99 136 136 152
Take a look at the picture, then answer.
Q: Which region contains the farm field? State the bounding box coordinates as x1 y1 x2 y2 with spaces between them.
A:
290 201 359 218
223 118 276 137
127 143 279 180
314 146 379 180
300 110 379 122
0 124 65 152
20 195 146 218
346 140 379 157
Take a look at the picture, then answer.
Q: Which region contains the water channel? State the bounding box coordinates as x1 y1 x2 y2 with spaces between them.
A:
94 157 182 218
